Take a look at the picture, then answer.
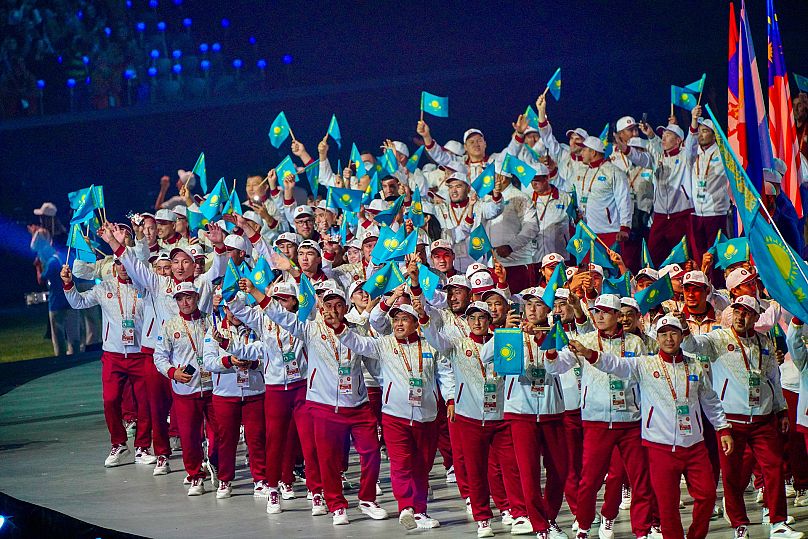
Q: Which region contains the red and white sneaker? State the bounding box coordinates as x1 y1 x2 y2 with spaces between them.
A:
311 493 327 516
152 455 170 476
278 481 295 500
266 489 281 514
134 447 157 465
216 481 232 499
253 481 269 498
104 444 130 467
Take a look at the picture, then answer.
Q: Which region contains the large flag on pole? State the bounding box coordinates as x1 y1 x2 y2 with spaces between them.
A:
767 0 803 218
728 2 741 160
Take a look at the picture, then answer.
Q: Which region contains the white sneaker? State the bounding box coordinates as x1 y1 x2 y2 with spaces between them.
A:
216 481 232 499
770 522 804 538
253 481 269 498
466 497 473 515
548 520 568 539
153 455 170 476
785 479 796 498
104 444 130 467
134 447 157 465
511 516 533 535
307 489 313 500
415 513 440 529
598 517 614 539
124 419 137 439
399 507 417 530
593 514 601 527
278 481 295 500
619 485 631 510
267 489 282 514
333 508 350 525
187 477 205 496
205 460 218 489
572 520 579 532
757 487 765 504
311 493 327 516
795 490 808 507
649 525 663 539
446 465 457 483
477 519 495 538
169 436 181 451
763 507 796 525
502 509 514 526
376 481 383 496
183 474 192 485
359 500 388 520
735 526 750 538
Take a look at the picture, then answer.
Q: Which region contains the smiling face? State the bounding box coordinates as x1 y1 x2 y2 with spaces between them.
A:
350 288 369 312
171 252 195 281
447 180 470 203
362 238 377 262
618 306 640 332
156 220 175 240
431 248 455 273
153 259 172 277
246 175 268 202
447 286 471 314
554 299 574 323
657 328 683 355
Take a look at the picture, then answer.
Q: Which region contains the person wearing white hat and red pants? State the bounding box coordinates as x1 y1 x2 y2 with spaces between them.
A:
423 301 527 538
567 314 734 539
153 282 218 496
787 317 808 506
528 166 574 277
338 298 455 530
535 94 589 193
61 259 156 468
544 294 654 539
690 116 730 264
251 286 387 525
681 295 802 538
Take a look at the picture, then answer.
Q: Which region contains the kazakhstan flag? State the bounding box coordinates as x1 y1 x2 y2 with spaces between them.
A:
494 328 524 375
502 153 536 188
634 275 674 315
268 111 291 148
297 274 317 321
540 319 570 351
327 186 364 213
421 91 448 117
671 85 697 111
471 163 497 198
362 262 406 300
468 224 492 261
546 67 562 101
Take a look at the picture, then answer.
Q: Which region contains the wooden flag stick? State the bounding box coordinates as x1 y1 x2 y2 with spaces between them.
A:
288 125 297 142
232 178 237 194
66 245 72 267
541 85 550 98
696 89 704 106
670 102 674 117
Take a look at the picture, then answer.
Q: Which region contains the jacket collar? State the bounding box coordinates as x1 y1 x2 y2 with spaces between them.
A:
180 309 203 321
659 350 684 363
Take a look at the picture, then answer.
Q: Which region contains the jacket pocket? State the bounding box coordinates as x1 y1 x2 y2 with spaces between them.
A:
646 406 654 429
695 411 703 434
384 382 392 404
456 383 464 404
605 207 612 223
719 378 728 400
582 386 588 410
308 368 317 389
506 378 515 400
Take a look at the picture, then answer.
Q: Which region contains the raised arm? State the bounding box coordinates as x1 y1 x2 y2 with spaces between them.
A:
788 320 807 371
592 351 638 380
337 328 383 360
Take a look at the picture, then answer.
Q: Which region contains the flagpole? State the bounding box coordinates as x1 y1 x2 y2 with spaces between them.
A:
541 86 549 99
66 245 72 267
696 89 704 106
288 125 297 142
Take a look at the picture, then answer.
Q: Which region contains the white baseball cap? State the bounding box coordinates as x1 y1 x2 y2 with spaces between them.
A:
620 297 640 312
189 245 205 260
465 262 488 279
316 200 338 215
430 239 454 254
636 268 659 281
592 294 621 312
463 129 484 143
682 270 709 287
565 267 579 281
655 314 684 332
274 232 302 246
520 287 545 300
293 205 314 219
390 304 419 320
269 282 296 298
224 235 250 253
322 288 347 303
731 294 762 314
298 239 322 255
169 246 195 260
347 280 367 299
726 267 756 290
616 116 637 132
482 287 509 302
532 162 550 176
541 253 564 268
443 140 465 157
582 136 605 154
445 275 472 290
33 202 58 217
589 264 604 277
565 128 589 139
172 206 188 218
155 208 177 222
438 160 468 174
554 287 571 300
470 272 496 294
392 141 409 158
367 199 388 213
659 264 685 280
445 172 470 186
656 124 685 140
172 281 198 298
149 251 171 263
243 210 264 227
697 118 715 132
627 137 648 150
465 300 492 317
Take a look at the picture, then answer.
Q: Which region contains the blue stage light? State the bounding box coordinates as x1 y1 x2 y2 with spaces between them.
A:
0 516 5 530
85 76 91 85
172 50 182 59
67 78 76 88
212 43 221 52
157 21 166 31
256 59 267 69
221 18 230 28
104 27 111 37
199 43 208 53
136 22 145 32
36 80 45 89
149 0 158 8
249 36 256 45
150 49 160 59
200 60 211 71
126 0 132 8
82 55 90 65
124 69 136 80
282 54 293 65
57 56 63 64
183 18 192 27
148 67 158 77
232 59 242 69
172 64 182 74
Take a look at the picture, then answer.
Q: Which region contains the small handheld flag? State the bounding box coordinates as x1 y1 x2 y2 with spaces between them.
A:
187 208 209 234
374 195 404 227
199 178 228 221
327 114 342 148
494 328 524 375
641 238 654 269
417 263 440 301
502 153 536 188
684 73 707 93
659 236 689 267
362 262 406 299
297 274 317 321
468 224 492 261
714 237 750 269
406 145 425 173
602 272 632 297
671 85 697 111
471 163 497 198
539 319 570 351
191 152 207 192
304 159 320 195
794 73 808 94
421 91 449 118
269 111 292 148
275 155 298 183
381 148 399 175
542 262 567 308
634 275 674 314
327 186 364 213
248 257 276 291
545 67 562 101
524 105 540 129
407 188 425 228
349 143 366 177
221 259 242 301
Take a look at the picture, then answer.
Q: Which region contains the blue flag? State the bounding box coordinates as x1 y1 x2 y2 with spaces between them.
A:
363 170 382 205
603 271 632 297
70 184 99 224
327 114 342 148
371 227 416 263
221 259 242 301
350 143 366 177
374 196 404 227
542 262 567 308
795 73 808 94
502 153 536 187
199 178 228 221
268 111 291 148
714 237 749 269
381 148 399 175
471 163 497 198
659 236 689 267
248 257 275 291
546 67 562 101
494 328 524 375
524 105 539 129
634 275 674 315
421 91 448 117
685 73 706 93
187 208 209 234
671 85 697 111
328 186 364 213
406 188 425 228
417 263 440 301
406 145 425 173
468 224 492 261
304 159 320 195
297 274 317 321
540 319 570 351
339 213 351 244
275 155 298 184
191 152 207 192
641 238 654 269
363 262 406 300
67 223 96 263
